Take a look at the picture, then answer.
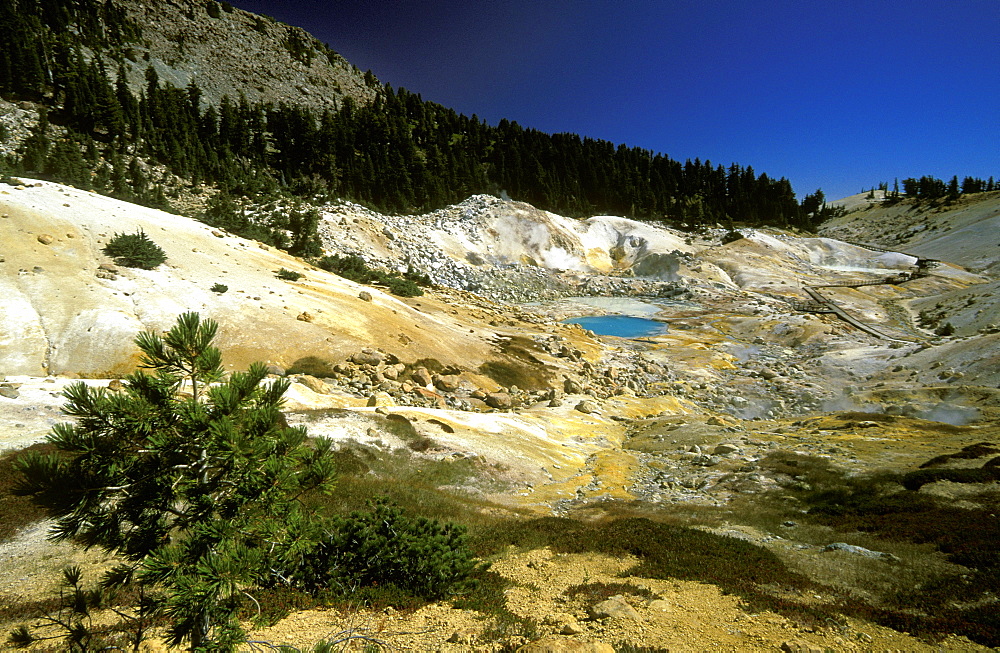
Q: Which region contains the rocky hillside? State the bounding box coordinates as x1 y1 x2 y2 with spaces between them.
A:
113 0 378 112
0 180 495 377
821 191 1000 339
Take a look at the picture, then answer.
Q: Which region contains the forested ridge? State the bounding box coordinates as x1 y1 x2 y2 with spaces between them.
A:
5 0 832 242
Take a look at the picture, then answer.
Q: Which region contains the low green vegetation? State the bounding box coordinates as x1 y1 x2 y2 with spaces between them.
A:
293 498 481 599
101 230 167 269
750 449 1000 646
314 254 427 297
276 267 303 281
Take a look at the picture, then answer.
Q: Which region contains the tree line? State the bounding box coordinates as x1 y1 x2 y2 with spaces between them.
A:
869 175 997 203
3 0 830 249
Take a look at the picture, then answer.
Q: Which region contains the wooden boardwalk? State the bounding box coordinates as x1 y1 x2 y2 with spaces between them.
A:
787 242 939 343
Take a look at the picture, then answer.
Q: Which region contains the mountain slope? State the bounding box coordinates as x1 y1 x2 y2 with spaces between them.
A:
821 191 1000 273
114 0 378 112
0 180 493 376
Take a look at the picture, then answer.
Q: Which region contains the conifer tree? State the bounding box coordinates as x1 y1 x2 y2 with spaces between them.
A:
14 313 336 650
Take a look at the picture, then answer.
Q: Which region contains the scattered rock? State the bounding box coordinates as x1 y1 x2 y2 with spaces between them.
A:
36 234 54 244
294 375 329 394
447 629 477 645
411 366 433 387
560 621 585 635
351 349 385 366
823 542 900 561
427 418 455 433
713 443 740 455
265 365 286 376
358 290 373 302
296 312 314 322
0 385 19 399
434 374 463 392
781 639 825 653
575 400 599 414
382 363 404 380
706 415 730 427
485 392 513 410
587 595 640 621
366 392 394 408
518 636 614 653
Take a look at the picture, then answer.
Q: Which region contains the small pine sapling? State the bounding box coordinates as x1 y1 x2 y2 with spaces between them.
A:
102 230 167 269
13 313 336 650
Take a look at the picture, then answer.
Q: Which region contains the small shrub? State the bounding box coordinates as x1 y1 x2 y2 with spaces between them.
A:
220 1 233 12
316 254 377 283
936 321 955 336
294 498 480 600
276 268 303 281
101 230 167 269
210 283 228 293
316 255 425 296
206 1 221 18
406 436 436 452
386 276 423 297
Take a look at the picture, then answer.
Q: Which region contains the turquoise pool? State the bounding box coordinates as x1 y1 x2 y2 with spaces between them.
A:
564 315 667 338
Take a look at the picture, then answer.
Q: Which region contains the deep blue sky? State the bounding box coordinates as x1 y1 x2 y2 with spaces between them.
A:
231 0 998 202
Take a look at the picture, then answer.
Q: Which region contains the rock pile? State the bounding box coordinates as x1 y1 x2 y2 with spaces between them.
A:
314 196 690 303
284 336 678 414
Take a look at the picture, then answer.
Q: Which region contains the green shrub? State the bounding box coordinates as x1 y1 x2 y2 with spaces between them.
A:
316 255 425 296
276 267 303 281
316 254 377 283
206 1 221 18
11 313 337 649
386 276 423 297
294 498 479 601
936 321 955 336
101 230 167 269
210 283 228 293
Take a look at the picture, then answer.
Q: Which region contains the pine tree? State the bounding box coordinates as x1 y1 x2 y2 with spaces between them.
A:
947 175 959 201
19 109 51 172
14 313 336 650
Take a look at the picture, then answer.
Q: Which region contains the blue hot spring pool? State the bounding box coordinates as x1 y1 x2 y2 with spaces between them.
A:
563 315 667 338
